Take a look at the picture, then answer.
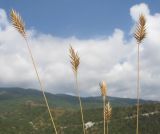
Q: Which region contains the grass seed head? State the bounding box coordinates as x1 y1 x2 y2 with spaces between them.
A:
10 9 26 38
69 46 80 75
134 14 146 44
99 81 107 97
105 102 112 122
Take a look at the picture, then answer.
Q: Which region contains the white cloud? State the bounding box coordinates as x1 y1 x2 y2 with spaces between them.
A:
0 9 9 30
130 3 150 21
0 4 160 100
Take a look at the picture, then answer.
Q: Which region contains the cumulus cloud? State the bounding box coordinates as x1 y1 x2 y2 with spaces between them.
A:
0 3 160 100
130 3 150 21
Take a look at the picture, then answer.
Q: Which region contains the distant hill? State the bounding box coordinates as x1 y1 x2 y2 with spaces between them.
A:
0 87 157 109
0 87 159 134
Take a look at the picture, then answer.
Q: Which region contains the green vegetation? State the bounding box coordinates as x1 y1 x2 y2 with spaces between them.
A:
0 87 159 134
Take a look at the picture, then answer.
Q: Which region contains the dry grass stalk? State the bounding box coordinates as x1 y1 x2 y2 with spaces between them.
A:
69 46 80 75
105 102 112 122
100 81 107 97
134 14 146 134
105 102 112 134
10 9 58 134
100 81 107 134
69 46 86 134
134 14 146 44
10 9 26 38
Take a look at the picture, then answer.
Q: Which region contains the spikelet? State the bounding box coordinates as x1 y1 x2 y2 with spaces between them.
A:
105 102 112 122
10 9 26 38
99 81 107 97
134 14 147 134
69 46 80 75
134 14 146 44
69 46 86 134
10 9 58 134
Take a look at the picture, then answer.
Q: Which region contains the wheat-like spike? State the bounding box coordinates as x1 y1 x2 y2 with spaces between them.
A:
134 14 146 44
69 46 86 134
69 46 80 75
10 9 58 134
105 102 112 122
134 14 147 134
99 81 107 97
10 9 26 38
100 81 107 134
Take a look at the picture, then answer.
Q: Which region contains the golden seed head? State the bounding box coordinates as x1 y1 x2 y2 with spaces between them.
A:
105 102 112 122
99 81 107 97
10 9 26 38
134 14 146 44
69 46 80 75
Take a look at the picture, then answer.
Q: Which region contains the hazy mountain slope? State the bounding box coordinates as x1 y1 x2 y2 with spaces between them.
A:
0 87 157 109
0 87 159 134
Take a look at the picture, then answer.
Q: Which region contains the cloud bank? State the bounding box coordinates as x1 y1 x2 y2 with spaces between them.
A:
0 3 160 100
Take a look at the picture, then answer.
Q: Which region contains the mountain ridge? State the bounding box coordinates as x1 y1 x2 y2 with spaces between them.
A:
0 87 158 109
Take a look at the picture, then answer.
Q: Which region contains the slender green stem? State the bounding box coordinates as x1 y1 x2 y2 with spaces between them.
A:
136 43 140 134
25 39 58 134
103 96 106 134
75 73 86 134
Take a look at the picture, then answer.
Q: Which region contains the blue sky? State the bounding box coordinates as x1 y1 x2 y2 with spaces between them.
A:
0 1 160 100
1 0 160 38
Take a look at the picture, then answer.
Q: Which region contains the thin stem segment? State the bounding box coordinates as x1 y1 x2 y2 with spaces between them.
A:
136 43 140 134
107 121 108 134
25 39 58 134
75 73 86 134
103 96 106 134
